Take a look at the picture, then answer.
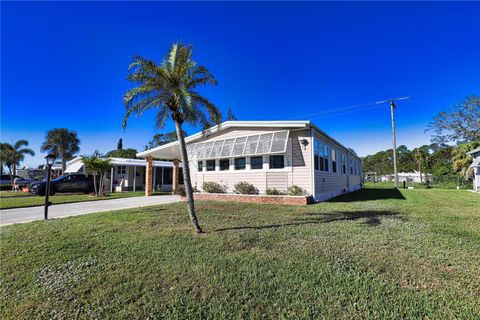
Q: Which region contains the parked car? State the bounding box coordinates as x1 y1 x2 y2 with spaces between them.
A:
30 174 94 196
0 174 35 189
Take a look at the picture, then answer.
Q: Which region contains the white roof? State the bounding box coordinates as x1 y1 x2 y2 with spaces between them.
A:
64 157 180 173
470 157 480 168
467 147 480 156
137 120 360 160
64 160 84 173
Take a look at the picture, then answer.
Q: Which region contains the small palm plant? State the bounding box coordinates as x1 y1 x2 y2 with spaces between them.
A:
123 43 221 233
81 151 112 196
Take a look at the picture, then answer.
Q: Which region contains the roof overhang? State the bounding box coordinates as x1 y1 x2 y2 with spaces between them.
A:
470 158 480 168
137 120 361 161
137 121 310 159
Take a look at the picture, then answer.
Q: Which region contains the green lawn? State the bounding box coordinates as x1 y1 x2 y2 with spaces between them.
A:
1 187 479 319
0 191 168 209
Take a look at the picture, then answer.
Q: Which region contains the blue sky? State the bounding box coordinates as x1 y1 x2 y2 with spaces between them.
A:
2 1 479 166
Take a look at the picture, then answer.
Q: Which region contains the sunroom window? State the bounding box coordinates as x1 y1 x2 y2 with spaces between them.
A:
219 159 229 171
250 156 263 169
269 155 284 169
235 157 246 170
206 160 215 171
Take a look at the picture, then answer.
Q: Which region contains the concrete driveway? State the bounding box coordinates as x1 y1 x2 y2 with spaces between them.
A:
0 195 181 226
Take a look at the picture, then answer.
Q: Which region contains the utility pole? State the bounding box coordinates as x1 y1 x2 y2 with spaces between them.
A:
376 96 408 188
390 100 398 188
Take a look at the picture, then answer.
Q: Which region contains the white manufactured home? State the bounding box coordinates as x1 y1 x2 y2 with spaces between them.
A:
138 121 362 202
467 147 480 192
64 157 183 192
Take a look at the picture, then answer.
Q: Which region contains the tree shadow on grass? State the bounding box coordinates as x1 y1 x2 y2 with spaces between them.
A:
214 210 405 232
327 188 406 202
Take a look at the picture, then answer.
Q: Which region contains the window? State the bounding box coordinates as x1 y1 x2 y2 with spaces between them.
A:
235 157 246 170
350 161 354 175
116 165 126 174
250 156 263 169
342 155 347 174
206 160 215 171
314 140 330 172
269 155 284 169
197 161 203 172
331 149 337 173
219 159 230 171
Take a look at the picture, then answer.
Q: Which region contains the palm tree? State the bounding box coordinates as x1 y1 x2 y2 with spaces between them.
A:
0 140 35 190
413 146 430 184
81 151 112 196
41 128 80 173
452 141 480 181
123 43 221 233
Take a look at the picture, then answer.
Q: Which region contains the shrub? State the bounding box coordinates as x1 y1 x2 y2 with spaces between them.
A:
175 186 186 197
266 188 287 195
234 181 259 195
287 185 306 196
202 181 227 193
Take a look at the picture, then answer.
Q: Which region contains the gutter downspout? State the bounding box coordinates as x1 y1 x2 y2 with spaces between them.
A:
310 126 315 201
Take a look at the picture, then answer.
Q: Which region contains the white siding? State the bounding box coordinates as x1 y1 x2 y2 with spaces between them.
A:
188 128 312 194
313 131 362 201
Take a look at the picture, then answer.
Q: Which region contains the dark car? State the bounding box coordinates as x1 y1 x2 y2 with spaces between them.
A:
30 174 94 196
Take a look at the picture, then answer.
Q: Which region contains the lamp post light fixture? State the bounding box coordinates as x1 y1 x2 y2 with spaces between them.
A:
44 153 56 220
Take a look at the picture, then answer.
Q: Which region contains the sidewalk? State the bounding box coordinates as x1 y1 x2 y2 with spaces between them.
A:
0 195 181 226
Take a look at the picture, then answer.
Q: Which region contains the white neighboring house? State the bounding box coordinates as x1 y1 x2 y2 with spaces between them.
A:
137 120 362 202
379 171 432 184
64 157 183 192
467 147 480 192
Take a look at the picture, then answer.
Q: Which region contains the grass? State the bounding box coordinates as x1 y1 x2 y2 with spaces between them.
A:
1 186 479 319
0 191 169 209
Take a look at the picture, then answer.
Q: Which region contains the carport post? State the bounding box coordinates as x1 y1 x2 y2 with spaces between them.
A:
145 156 153 196
110 167 114 193
133 166 136 192
153 167 157 192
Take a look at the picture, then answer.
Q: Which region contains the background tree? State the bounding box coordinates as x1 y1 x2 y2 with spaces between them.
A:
413 146 431 183
426 95 480 145
0 140 35 189
41 128 80 173
81 151 112 196
144 130 187 150
123 43 221 233
117 138 123 150
226 107 237 121
105 148 138 159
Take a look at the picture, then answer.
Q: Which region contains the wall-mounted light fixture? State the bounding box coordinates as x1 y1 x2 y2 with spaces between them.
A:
300 138 309 150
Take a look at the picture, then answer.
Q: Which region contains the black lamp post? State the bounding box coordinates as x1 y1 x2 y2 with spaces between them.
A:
44 153 56 220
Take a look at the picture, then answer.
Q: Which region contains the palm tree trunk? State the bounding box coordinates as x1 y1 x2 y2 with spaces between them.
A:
93 173 98 196
174 120 202 233
419 162 423 183
62 158 66 175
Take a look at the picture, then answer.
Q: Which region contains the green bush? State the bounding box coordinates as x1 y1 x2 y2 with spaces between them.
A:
287 185 306 196
234 181 259 195
202 181 227 193
266 188 287 195
176 186 186 197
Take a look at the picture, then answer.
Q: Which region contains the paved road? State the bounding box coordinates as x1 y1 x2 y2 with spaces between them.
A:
0 195 181 226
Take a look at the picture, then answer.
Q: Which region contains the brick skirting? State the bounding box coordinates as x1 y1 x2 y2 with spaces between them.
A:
184 193 314 205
